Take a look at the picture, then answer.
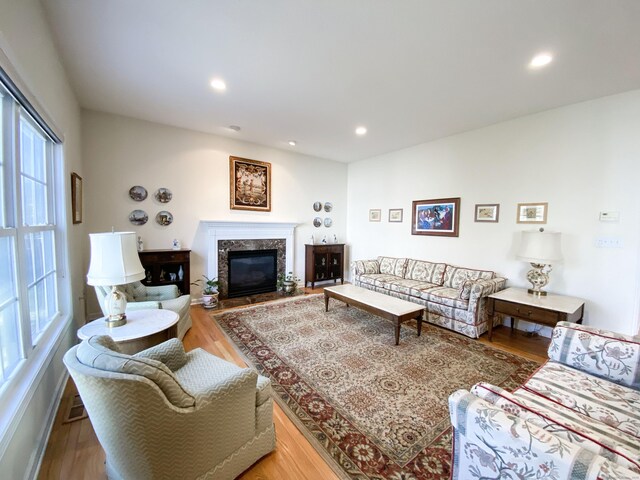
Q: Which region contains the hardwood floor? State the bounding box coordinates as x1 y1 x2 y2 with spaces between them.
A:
38 288 548 480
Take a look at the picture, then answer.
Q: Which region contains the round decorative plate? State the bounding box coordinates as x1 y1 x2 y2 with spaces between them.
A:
129 185 147 201
313 201 322 212
324 217 333 227
128 209 148 225
155 188 172 203
324 202 333 212
313 217 322 227
156 211 173 226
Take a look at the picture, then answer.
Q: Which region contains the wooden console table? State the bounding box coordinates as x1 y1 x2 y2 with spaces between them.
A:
486 287 584 341
305 244 345 289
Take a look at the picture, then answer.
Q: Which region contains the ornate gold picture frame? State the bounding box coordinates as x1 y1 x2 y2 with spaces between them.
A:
229 156 271 212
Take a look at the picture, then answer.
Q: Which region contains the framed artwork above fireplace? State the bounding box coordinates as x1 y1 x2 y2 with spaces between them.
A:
229 156 271 212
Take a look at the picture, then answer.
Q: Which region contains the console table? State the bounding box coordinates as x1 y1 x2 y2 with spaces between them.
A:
305 244 345 289
486 287 584 341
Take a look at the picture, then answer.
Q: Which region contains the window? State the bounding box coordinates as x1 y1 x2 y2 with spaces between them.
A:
0 81 62 388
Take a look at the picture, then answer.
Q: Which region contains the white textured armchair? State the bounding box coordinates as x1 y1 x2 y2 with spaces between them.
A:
94 281 192 339
64 335 276 480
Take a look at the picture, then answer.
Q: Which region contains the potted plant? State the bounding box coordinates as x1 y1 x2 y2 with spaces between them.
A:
277 271 300 294
192 275 220 308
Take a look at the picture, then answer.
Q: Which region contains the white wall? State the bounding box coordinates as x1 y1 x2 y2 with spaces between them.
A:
347 90 640 335
0 0 83 478
82 110 348 316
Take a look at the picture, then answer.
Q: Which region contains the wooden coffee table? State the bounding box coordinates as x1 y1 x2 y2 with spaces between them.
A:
324 284 424 345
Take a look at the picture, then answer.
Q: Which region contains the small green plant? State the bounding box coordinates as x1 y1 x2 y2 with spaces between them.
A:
191 275 219 294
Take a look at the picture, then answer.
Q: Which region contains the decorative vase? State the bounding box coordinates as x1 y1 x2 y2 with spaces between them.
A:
202 292 219 308
178 265 184 281
283 281 296 293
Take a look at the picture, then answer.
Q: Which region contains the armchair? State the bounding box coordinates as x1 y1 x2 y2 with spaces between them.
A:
94 281 191 339
64 335 276 480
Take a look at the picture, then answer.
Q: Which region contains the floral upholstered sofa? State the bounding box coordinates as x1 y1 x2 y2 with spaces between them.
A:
352 256 506 338
449 321 640 479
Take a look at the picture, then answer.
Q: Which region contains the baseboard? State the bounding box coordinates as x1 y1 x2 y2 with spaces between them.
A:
27 370 69 480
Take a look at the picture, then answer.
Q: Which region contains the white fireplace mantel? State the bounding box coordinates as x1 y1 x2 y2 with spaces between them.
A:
201 221 298 279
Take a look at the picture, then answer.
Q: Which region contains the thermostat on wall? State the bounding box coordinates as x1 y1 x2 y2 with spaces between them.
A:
599 211 620 222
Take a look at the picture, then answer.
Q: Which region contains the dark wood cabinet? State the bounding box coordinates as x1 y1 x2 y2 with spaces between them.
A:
305 244 345 289
138 249 191 295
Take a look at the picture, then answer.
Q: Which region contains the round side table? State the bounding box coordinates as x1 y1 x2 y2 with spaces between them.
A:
78 309 179 354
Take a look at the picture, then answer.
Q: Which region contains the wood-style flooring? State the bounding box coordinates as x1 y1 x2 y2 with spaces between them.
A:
37 287 548 480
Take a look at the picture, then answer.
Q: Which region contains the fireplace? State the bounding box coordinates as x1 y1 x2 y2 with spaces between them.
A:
227 249 278 298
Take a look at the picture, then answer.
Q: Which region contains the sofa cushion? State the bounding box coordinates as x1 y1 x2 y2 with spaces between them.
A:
377 256 408 277
548 322 640 390
420 286 469 309
404 259 447 284
520 362 640 441
357 273 399 288
442 265 495 288
472 382 640 473
77 335 196 408
386 278 439 297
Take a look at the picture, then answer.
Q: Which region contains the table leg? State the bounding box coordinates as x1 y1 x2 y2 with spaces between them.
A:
324 294 329 312
395 321 401 345
510 317 515 334
488 315 494 341
417 311 423 337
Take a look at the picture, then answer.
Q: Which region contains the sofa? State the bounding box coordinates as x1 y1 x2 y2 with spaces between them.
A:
94 281 192 339
64 335 276 480
449 321 640 479
352 256 506 338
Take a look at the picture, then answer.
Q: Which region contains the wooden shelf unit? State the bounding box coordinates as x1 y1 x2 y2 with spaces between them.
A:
138 249 191 295
305 244 345 289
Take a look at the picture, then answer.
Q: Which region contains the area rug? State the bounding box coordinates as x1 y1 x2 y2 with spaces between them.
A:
213 294 540 479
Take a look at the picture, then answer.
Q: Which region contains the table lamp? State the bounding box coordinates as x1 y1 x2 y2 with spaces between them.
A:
517 229 563 296
87 231 145 327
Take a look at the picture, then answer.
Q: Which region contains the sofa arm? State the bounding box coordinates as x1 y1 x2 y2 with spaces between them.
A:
351 259 380 276
466 277 506 311
448 390 638 480
548 321 640 390
134 338 188 371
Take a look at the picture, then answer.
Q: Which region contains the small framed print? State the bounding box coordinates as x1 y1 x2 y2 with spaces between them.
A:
474 204 499 223
517 202 548 224
369 209 381 222
388 209 403 223
71 172 82 224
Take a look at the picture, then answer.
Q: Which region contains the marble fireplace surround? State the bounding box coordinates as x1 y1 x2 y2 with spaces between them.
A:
201 221 297 297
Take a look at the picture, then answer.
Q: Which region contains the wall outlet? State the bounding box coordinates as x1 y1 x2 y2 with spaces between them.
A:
594 236 623 248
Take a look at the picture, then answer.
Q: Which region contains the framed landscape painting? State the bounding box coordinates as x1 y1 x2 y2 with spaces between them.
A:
474 203 499 223
230 156 271 211
516 202 547 224
411 197 460 236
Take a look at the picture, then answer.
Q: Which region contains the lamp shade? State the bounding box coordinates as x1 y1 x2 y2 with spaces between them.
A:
517 231 563 264
87 232 145 286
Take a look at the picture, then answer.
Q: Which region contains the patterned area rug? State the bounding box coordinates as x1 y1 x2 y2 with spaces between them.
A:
213 294 540 479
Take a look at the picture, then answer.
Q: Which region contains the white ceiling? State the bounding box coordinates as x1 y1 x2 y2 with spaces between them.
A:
42 0 640 162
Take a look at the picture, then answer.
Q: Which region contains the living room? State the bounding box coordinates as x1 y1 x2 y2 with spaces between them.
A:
1 1 639 479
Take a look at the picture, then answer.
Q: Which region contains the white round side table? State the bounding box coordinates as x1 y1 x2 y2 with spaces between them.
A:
78 309 179 354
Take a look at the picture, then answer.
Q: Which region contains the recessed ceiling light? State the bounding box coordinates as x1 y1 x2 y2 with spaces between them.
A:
210 78 227 91
288 140 297 146
355 126 367 136
529 53 553 69
228 125 241 132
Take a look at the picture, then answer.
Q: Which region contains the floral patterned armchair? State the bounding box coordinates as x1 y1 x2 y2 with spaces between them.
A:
449 321 640 479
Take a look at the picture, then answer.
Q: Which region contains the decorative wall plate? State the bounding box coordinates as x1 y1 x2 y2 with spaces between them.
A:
313 201 322 212
129 185 147 201
129 209 148 225
324 217 333 227
155 188 172 203
313 217 322 227
324 202 333 212
156 211 173 226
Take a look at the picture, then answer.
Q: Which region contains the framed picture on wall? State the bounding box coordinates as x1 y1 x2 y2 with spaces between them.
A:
516 202 547 224
71 172 82 224
474 204 499 222
388 208 403 222
229 156 271 212
411 197 460 236
369 209 381 222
